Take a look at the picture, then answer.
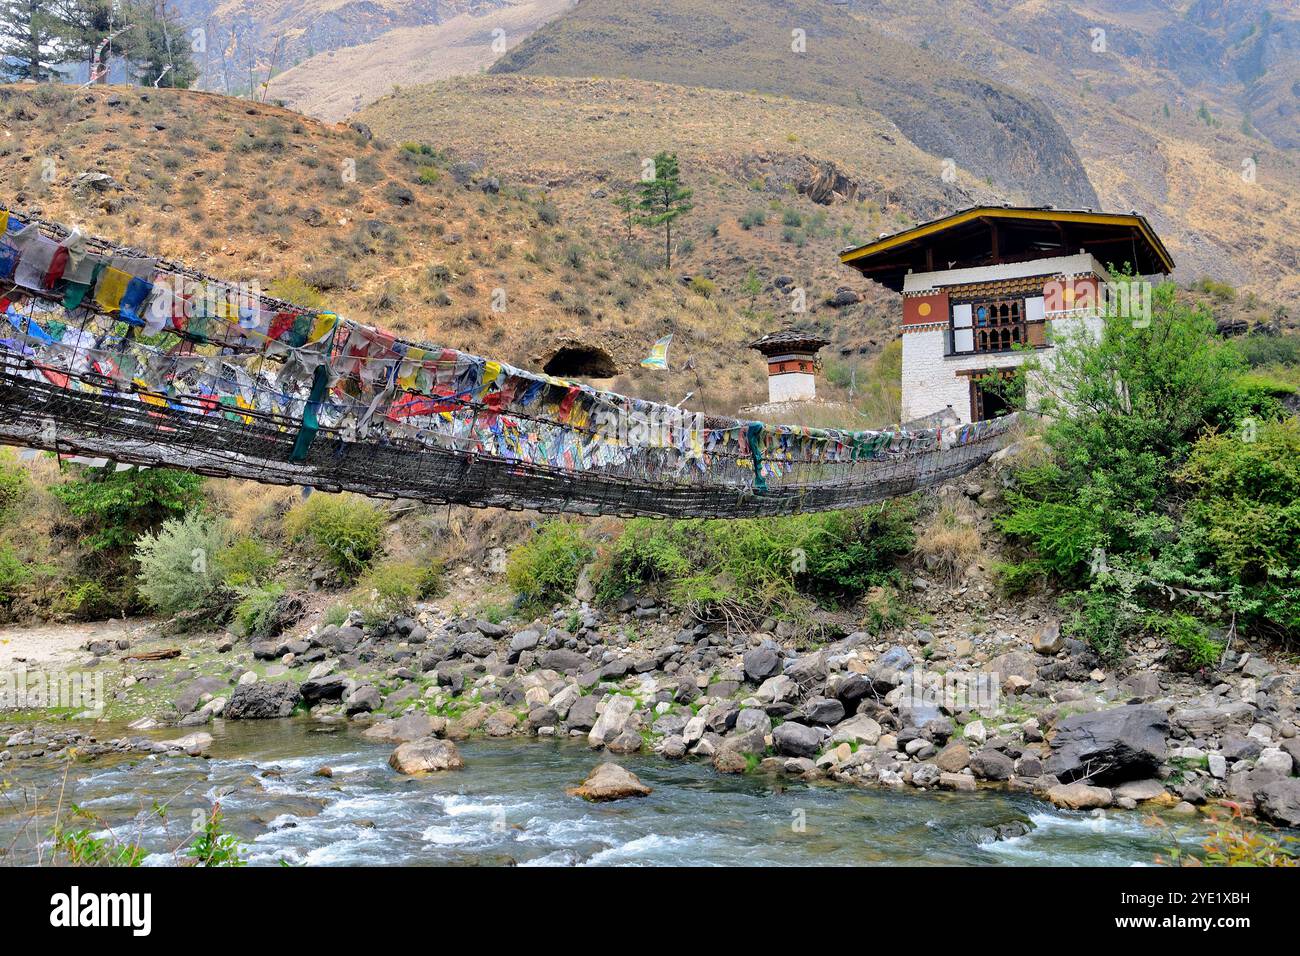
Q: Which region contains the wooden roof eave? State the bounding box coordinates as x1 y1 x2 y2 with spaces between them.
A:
839 207 1175 277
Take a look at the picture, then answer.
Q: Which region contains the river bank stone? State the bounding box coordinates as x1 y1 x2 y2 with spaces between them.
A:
225 681 300 719
363 712 445 744
1046 781 1113 809
773 721 821 758
1045 705 1167 784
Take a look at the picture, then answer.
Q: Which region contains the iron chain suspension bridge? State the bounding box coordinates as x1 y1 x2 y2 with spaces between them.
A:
0 208 1015 518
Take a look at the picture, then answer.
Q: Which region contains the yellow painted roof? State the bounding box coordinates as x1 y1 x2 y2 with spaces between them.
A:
839 206 1175 287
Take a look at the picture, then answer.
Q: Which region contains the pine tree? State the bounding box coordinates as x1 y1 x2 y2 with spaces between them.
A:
129 3 197 88
612 189 637 244
636 152 694 269
48 0 145 83
0 0 63 81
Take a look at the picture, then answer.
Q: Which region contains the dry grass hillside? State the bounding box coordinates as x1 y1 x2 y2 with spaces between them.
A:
0 82 907 422
265 0 574 120
489 0 1099 209
358 74 1004 362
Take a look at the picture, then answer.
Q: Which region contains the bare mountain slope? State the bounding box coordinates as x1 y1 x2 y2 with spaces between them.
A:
265 0 574 120
488 0 1100 209
836 0 1300 294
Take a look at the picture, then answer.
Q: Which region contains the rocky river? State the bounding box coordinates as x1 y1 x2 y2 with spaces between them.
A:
0 719 1211 866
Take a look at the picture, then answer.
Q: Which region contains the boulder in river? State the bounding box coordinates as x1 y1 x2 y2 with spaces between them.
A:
773 721 821 758
1254 779 1300 828
1046 781 1114 810
156 732 212 756
388 737 464 775
568 763 652 802
362 712 445 744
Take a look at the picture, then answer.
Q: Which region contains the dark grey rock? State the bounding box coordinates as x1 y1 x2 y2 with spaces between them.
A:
802 696 846 725
970 749 1014 781
225 681 300 720
1045 705 1168 784
773 721 822 758
743 646 781 683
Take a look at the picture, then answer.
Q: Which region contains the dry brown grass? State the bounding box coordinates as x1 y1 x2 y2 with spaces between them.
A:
913 498 983 585
0 82 790 407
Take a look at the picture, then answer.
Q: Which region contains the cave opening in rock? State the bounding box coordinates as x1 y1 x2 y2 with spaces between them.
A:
543 345 620 378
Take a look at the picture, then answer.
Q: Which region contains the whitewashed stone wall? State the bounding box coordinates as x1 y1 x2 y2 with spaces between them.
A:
901 312 1104 423
768 371 816 403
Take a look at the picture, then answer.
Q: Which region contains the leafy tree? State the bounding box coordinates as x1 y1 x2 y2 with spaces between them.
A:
52 463 205 555
636 152 694 268
48 0 133 80
611 189 638 244
740 267 762 313
47 0 163 82
0 0 64 81
998 281 1296 653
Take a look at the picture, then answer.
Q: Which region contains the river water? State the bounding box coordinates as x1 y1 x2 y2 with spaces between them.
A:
0 720 1205 866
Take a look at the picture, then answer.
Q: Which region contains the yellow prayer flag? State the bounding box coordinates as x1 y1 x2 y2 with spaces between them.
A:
309 312 338 343
92 266 133 313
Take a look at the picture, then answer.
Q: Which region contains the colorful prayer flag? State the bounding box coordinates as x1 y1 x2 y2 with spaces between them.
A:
640 334 672 370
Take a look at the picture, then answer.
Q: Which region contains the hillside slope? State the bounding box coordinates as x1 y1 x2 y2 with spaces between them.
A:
0 83 825 416
488 0 1100 209
474 0 1297 297
359 74 1003 366
263 0 574 120
838 0 1300 295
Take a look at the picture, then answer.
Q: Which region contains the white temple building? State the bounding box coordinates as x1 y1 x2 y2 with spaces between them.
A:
839 207 1175 423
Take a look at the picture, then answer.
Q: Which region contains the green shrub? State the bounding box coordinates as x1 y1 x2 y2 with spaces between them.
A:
51 579 117 621
354 558 444 622
536 200 560 225
688 275 716 298
134 513 230 616
1175 418 1300 639
416 165 440 185
1233 334 1300 369
0 451 28 521
53 465 205 556
232 583 286 639
507 520 594 608
0 543 31 604
284 493 385 580
800 501 917 601
1149 612 1224 671
266 276 325 310
1062 588 1143 661
322 603 349 627
215 537 279 588
594 501 916 630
